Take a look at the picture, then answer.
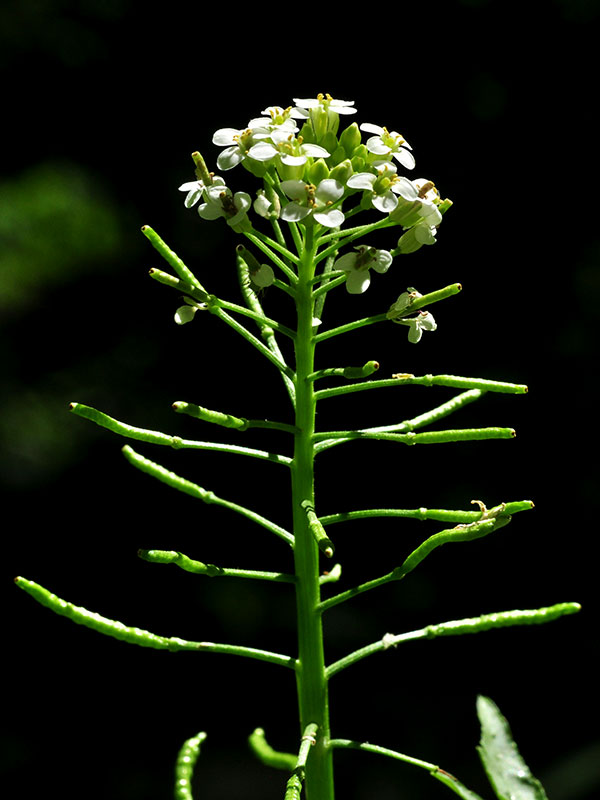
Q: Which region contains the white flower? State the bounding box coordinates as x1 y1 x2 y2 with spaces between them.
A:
347 166 418 213
178 178 213 209
387 288 423 318
198 180 251 227
293 94 357 116
174 297 207 325
249 264 275 288
248 131 330 167
248 105 304 132
413 178 443 226
334 245 393 294
279 178 345 228
387 289 436 343
212 126 271 171
405 311 437 343
360 123 415 170
254 189 280 219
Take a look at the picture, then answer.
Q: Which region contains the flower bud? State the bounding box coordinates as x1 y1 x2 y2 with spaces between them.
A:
320 131 338 156
339 122 361 157
397 224 437 254
307 158 330 185
329 144 347 166
191 151 213 186
438 198 453 215
329 159 353 184
389 198 422 227
242 157 268 179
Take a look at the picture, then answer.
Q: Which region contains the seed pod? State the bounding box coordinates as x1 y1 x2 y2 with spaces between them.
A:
175 731 207 800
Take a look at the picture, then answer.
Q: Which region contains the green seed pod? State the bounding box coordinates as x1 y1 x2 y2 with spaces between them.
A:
425 602 581 639
342 361 380 379
172 401 248 430
15 576 196 651
301 500 334 558
175 731 207 800
394 516 511 580
339 122 361 157
248 728 297 771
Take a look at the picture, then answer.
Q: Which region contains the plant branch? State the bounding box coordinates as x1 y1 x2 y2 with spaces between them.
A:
326 602 581 678
328 740 485 800
69 403 292 467
121 445 295 546
314 389 483 452
15 577 296 669
314 373 528 401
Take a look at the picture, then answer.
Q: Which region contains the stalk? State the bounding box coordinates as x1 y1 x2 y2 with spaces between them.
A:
291 226 334 800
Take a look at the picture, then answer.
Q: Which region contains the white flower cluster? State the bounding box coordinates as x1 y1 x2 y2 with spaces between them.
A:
176 93 450 338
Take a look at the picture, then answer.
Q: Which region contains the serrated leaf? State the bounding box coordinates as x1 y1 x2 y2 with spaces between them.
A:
476 696 548 800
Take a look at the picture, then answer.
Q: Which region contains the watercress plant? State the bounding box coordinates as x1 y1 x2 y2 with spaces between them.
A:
16 93 580 800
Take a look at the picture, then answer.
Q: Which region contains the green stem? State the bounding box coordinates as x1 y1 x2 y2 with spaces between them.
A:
291 226 335 800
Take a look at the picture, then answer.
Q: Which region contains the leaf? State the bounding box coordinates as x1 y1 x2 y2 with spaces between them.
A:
476 696 549 800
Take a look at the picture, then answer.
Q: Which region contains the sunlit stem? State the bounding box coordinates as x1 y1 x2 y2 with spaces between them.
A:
291 225 335 800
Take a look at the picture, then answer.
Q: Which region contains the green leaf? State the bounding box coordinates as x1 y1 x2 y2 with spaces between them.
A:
477 696 548 800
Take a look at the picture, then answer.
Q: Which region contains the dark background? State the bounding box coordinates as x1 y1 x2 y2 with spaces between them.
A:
2 1 598 798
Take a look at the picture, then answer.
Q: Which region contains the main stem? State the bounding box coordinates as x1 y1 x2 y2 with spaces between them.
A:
291 227 335 800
